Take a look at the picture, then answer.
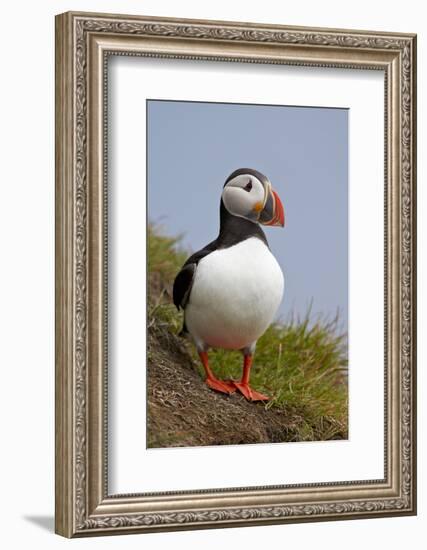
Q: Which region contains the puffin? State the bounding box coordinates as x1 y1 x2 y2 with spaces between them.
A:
173 168 285 402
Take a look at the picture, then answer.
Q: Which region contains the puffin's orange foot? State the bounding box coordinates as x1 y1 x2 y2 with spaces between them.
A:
231 381 269 402
206 377 236 395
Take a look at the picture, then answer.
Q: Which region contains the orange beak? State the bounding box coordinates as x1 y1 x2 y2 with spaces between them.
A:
258 187 285 227
264 190 285 227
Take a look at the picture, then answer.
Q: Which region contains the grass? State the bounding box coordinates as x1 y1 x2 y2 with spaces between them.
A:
148 224 348 441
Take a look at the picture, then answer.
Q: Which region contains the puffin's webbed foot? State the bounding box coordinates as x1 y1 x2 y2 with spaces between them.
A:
198 351 236 395
229 354 269 401
206 377 236 395
231 381 269 402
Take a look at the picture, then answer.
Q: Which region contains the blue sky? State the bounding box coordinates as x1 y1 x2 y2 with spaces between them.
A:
147 100 348 331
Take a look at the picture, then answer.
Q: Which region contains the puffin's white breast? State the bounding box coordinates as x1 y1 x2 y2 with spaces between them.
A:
185 237 284 350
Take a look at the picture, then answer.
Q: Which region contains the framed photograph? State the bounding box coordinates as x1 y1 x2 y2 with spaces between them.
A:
55 11 417 537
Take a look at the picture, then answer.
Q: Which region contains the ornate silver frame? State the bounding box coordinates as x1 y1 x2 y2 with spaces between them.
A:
55 11 417 537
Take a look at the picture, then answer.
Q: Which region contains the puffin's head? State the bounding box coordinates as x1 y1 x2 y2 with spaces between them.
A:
221 168 285 227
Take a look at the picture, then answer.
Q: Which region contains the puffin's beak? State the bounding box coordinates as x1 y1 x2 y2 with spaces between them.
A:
257 186 285 227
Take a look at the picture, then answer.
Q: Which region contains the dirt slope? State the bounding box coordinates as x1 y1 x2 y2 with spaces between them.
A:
147 323 313 448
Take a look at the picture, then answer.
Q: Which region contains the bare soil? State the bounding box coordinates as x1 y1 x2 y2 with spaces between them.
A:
147 323 310 448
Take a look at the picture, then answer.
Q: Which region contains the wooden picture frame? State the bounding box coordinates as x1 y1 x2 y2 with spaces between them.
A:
55 11 417 537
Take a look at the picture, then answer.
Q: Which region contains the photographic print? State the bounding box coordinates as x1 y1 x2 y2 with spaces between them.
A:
147 99 349 448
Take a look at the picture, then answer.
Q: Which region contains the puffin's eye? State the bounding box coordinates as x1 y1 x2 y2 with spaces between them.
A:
244 180 252 192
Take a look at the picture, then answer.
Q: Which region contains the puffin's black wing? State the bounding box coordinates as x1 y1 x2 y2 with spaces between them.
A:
173 244 217 310
173 263 196 310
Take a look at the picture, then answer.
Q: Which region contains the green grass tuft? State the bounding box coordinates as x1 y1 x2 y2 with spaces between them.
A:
207 317 348 439
148 224 348 441
148 224 188 283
